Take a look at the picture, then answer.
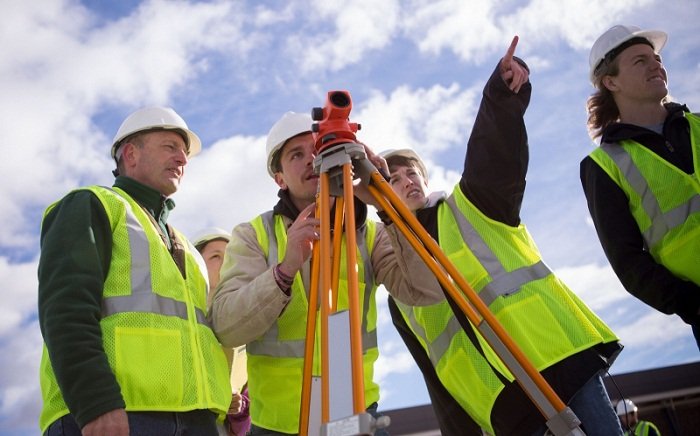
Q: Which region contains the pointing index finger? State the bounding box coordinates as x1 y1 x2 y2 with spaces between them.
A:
503 35 519 65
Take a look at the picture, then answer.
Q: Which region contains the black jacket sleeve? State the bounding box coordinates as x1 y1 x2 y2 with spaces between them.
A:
38 190 126 428
460 58 531 226
580 156 700 325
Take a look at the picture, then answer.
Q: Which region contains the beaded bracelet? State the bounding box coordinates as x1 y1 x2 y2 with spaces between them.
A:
273 264 294 292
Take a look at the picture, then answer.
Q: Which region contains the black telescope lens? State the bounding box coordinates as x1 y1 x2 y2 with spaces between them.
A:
329 92 350 108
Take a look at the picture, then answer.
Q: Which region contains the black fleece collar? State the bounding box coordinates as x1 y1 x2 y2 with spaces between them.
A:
602 102 689 144
272 189 368 231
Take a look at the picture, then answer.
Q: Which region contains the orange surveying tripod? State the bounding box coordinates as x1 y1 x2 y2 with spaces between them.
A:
297 90 586 436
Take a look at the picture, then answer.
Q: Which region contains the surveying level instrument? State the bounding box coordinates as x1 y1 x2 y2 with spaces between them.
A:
297 90 585 436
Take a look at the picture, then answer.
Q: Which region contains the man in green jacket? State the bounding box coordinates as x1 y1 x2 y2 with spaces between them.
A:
38 107 231 435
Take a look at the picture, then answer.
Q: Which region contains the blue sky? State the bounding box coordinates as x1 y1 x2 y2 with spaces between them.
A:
2 0 699 434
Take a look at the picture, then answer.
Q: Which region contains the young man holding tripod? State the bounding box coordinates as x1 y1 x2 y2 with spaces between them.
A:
380 37 623 435
209 112 442 435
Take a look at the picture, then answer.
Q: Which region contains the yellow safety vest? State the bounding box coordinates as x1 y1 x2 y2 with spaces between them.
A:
625 420 661 436
39 186 231 432
589 112 700 285
248 211 378 433
396 186 618 433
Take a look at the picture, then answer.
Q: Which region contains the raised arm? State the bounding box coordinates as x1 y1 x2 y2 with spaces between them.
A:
461 36 532 226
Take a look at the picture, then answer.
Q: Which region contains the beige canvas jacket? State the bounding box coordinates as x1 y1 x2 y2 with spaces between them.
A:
209 216 443 347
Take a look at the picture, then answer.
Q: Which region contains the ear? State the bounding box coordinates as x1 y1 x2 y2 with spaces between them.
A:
121 142 137 165
274 172 288 190
602 75 619 93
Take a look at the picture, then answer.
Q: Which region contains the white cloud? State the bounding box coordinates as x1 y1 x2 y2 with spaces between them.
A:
358 84 479 155
375 339 419 384
554 262 628 311
353 83 476 196
0 0 248 250
288 0 401 73
402 0 504 63
399 0 667 69
0 258 38 336
614 311 688 348
0 258 42 432
0 320 43 433
499 0 653 50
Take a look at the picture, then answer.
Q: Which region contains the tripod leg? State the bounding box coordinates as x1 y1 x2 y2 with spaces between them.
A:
304 143 393 435
331 197 345 312
299 174 332 435
342 163 367 415
319 172 333 424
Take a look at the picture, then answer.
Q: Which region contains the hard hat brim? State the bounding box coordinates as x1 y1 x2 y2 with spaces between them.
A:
111 126 202 160
192 227 231 248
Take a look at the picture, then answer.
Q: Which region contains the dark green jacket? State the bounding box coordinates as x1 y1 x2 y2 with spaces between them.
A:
37 176 175 428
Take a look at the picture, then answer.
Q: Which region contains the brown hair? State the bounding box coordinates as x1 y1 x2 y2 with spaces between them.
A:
586 57 622 139
386 155 426 179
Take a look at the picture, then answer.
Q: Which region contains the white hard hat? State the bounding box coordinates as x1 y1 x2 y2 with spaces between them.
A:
111 106 202 161
589 24 667 84
380 148 429 180
191 227 230 248
615 398 638 416
265 111 313 177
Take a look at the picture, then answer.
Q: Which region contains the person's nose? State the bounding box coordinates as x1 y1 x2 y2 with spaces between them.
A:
306 151 317 166
404 177 414 188
175 147 188 166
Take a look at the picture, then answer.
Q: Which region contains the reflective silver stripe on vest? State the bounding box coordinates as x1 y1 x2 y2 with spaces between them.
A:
445 195 552 306
100 189 209 327
398 301 464 366
358 226 374 338
601 142 700 249
248 211 377 357
480 261 552 306
259 211 277 269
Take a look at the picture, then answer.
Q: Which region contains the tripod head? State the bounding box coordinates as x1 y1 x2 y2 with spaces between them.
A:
311 91 361 153
310 90 378 198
